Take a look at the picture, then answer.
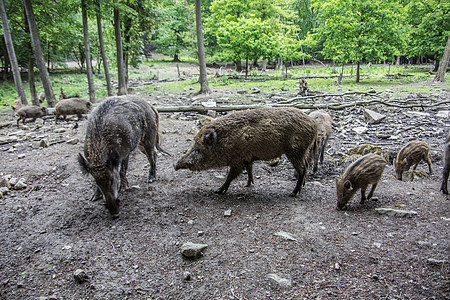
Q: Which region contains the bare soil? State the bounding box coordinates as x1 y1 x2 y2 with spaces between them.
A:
0 90 449 300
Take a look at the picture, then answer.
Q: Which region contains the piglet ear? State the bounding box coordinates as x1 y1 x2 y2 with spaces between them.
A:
107 149 121 167
203 129 217 147
78 153 90 174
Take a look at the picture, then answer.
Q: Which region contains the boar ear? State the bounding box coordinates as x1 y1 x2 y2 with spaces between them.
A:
402 158 407 165
78 153 90 174
344 180 352 189
203 129 217 147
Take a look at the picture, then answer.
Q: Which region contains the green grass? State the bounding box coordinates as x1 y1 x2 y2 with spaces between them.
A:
1 62 448 112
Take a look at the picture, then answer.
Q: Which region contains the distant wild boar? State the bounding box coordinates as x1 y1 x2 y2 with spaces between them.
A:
336 153 386 210
308 110 332 174
55 98 92 123
78 96 166 217
440 133 450 194
16 106 48 127
394 140 432 181
175 107 318 196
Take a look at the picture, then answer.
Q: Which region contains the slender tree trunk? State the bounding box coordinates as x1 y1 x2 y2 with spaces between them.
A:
0 0 27 105
434 32 450 82
81 0 96 102
96 2 113 96
24 10 37 105
195 0 210 94
356 61 360 83
23 0 56 106
114 3 127 95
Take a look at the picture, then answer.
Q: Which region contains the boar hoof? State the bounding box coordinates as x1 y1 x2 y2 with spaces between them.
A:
289 192 297 197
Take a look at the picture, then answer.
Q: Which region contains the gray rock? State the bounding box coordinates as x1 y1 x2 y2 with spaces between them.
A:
0 178 11 189
13 179 27 190
267 273 292 288
39 139 49 148
181 242 208 259
17 154 25 159
0 136 19 145
224 209 232 217
352 126 368 135
9 178 18 186
66 138 79 145
427 258 445 266
364 109 386 124
405 111 430 118
436 110 450 118
73 269 89 283
54 128 66 133
0 187 9 195
274 231 298 241
375 208 418 218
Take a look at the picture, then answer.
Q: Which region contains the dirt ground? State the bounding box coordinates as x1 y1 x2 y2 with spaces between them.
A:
0 89 449 299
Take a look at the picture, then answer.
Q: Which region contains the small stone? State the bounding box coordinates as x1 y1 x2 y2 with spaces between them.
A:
405 111 430 118
427 258 445 266
0 187 9 195
0 136 18 145
334 262 341 270
436 111 449 118
183 272 192 281
224 209 232 217
274 231 297 241
17 154 25 159
66 138 79 145
73 269 89 283
54 128 66 133
13 180 27 190
0 178 11 189
364 109 386 124
39 139 49 148
267 273 292 288
373 242 382 248
9 178 18 186
352 126 368 135
181 242 208 259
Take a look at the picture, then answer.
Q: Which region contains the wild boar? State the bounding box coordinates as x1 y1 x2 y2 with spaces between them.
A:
55 98 92 123
336 153 386 210
174 107 318 196
78 96 166 217
440 133 450 194
16 106 48 127
308 110 332 174
394 140 432 181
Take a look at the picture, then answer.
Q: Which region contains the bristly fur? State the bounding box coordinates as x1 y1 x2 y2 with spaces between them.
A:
77 153 90 175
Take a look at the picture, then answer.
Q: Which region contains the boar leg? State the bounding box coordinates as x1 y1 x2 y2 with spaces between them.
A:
244 162 254 187
141 143 157 182
441 168 449 194
425 157 433 174
320 138 329 164
367 183 378 200
90 186 103 201
360 186 368 204
290 165 306 197
216 165 242 194
120 157 129 190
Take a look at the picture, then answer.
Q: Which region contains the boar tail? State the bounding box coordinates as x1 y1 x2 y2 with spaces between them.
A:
152 106 171 156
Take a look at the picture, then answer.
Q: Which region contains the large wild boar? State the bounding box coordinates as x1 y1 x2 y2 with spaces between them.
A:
174 107 318 196
78 96 165 217
55 98 92 123
336 153 386 210
440 133 450 194
16 106 48 127
394 140 432 181
308 110 332 174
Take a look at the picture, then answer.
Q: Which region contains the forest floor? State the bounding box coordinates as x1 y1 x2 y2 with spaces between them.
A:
0 81 449 299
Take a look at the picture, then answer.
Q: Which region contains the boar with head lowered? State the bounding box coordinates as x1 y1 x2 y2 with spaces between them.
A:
440 133 450 194
175 107 318 196
308 110 332 175
78 96 166 217
336 153 386 210
394 140 432 181
16 105 48 127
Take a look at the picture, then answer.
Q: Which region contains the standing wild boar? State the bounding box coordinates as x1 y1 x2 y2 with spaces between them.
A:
55 98 92 123
394 140 432 181
308 110 332 174
440 133 450 194
16 106 48 127
78 96 165 217
336 153 386 210
174 107 318 196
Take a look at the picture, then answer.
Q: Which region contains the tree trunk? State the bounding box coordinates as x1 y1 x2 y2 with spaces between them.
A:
23 0 56 106
195 0 210 94
185 0 196 50
82 0 96 102
96 2 113 96
0 0 27 105
434 32 450 83
356 61 360 83
114 2 127 95
24 10 37 105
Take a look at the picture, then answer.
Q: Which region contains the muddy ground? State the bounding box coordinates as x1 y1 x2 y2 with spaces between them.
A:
0 88 449 299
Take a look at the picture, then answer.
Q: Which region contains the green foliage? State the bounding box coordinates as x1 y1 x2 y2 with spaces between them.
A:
313 0 405 64
406 0 450 59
